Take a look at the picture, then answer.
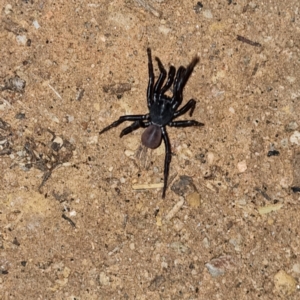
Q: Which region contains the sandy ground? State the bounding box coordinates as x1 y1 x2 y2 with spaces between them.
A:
1 0 300 299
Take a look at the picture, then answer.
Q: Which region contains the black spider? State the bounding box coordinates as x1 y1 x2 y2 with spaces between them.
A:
99 48 204 198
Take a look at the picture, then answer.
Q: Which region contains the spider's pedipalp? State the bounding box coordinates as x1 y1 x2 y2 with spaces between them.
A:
120 120 149 138
99 114 148 135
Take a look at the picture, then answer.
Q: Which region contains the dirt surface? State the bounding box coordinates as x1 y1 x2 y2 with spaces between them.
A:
1 0 300 299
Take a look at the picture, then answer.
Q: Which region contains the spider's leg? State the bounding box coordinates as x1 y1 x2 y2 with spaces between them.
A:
172 57 199 110
161 126 172 198
120 121 150 137
173 99 197 118
147 48 154 109
168 120 204 127
99 115 149 135
170 66 185 108
175 57 199 93
173 66 186 92
160 65 176 95
154 57 167 98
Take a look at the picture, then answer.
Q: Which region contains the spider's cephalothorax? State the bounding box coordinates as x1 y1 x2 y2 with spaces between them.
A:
99 48 204 198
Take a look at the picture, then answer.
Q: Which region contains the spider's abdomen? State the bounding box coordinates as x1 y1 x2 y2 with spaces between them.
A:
141 124 162 149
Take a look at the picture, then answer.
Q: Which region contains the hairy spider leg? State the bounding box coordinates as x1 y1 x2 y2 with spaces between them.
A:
173 99 197 118
120 120 150 137
169 120 204 127
160 65 176 96
147 48 154 109
161 126 172 198
99 114 149 135
153 57 167 101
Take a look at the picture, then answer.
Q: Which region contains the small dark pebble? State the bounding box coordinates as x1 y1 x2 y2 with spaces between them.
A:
15 112 26 119
102 82 131 95
291 186 300 193
171 175 197 196
21 261 27 266
194 2 203 13
1 76 26 93
267 150 280 157
13 237 20 246
51 141 61 152
1 270 8 275
76 87 85 101
149 275 165 291
0 118 11 131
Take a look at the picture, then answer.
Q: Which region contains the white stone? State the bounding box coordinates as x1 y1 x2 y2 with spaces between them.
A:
203 9 213 19
290 131 300 145
237 160 247 173
16 35 27 45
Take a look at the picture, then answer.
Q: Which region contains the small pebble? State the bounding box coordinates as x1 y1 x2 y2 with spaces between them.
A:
207 152 215 165
87 135 98 144
237 160 247 173
205 255 235 278
66 115 74 122
203 9 213 19
285 121 298 131
52 136 64 148
169 241 189 254
124 149 134 157
186 192 201 208
32 20 40 29
229 107 235 113
158 25 171 35
15 112 26 119
99 272 110 286
171 175 196 196
16 35 27 46
280 138 288 147
69 210 76 217
173 219 184 232
290 131 300 145
274 270 297 295
292 263 300 274
5 76 26 92
4 4 13 14
202 237 210 248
